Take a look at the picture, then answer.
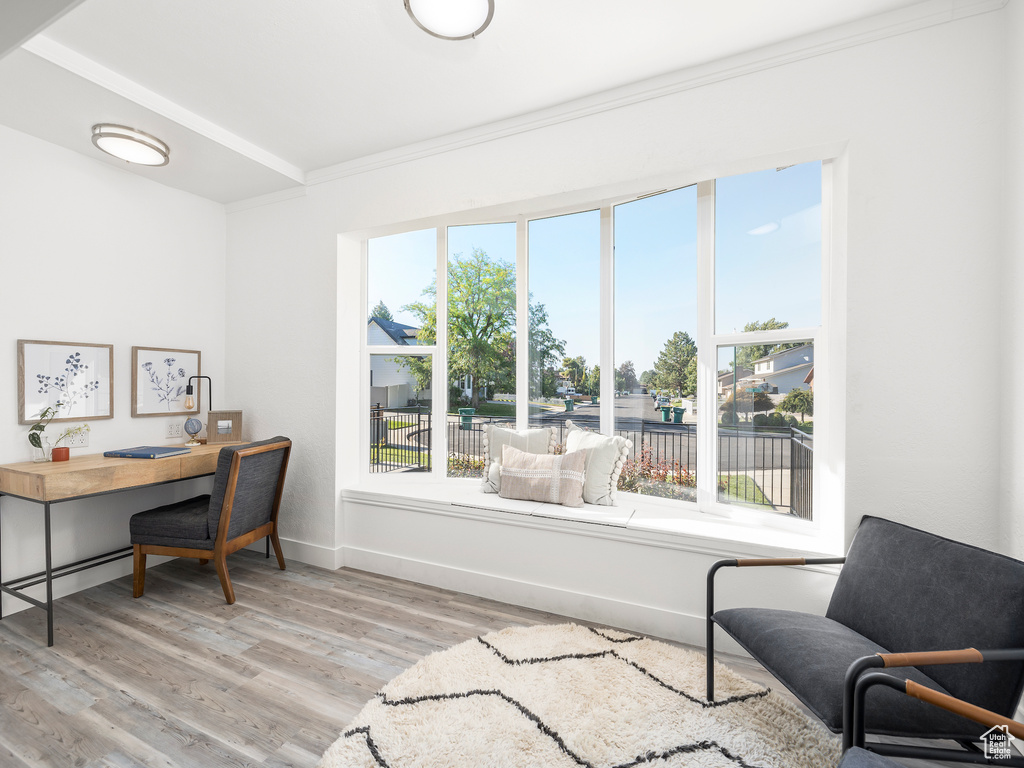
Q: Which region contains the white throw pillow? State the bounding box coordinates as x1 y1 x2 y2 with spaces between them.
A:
564 419 632 506
480 425 558 493
498 444 586 508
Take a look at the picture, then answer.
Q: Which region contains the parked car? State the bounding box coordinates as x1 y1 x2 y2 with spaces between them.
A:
657 396 670 406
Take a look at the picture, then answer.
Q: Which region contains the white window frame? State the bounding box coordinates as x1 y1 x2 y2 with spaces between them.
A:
357 157 841 539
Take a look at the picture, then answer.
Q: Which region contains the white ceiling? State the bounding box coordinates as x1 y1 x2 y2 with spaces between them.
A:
0 0 929 204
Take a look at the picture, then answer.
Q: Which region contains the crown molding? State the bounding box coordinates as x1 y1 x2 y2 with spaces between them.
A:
225 184 306 214
304 0 1007 188
22 34 306 184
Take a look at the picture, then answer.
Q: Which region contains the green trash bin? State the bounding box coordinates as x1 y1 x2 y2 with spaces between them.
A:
672 407 684 424
660 406 671 423
564 399 574 412
590 396 598 404
458 407 475 430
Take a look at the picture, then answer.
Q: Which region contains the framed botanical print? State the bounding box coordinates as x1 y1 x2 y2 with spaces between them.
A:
131 347 201 417
18 339 114 424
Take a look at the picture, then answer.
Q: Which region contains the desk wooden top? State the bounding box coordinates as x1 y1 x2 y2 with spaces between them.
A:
0 443 241 502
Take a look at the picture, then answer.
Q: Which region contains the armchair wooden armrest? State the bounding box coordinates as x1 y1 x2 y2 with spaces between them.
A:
843 648 1024 753
850 669 1024 765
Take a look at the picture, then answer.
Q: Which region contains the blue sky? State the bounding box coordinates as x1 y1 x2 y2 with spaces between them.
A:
367 162 821 375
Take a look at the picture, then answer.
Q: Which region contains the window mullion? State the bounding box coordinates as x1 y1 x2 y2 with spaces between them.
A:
696 180 716 512
516 216 529 430
434 227 448 476
599 205 614 435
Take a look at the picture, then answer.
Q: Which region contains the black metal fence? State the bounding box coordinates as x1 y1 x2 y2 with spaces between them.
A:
369 405 432 473
790 427 814 520
371 408 813 518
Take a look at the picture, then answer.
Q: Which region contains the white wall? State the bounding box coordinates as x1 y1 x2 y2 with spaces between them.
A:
1002 0 1024 559
225 9 1011 642
0 124 226 614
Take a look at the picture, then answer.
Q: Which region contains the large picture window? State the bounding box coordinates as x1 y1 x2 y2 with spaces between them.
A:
363 160 830 524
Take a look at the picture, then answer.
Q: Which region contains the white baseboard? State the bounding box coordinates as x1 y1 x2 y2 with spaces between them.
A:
342 545 738 652
244 536 343 570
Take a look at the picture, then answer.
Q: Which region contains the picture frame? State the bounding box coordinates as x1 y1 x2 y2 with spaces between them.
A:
18 339 114 424
206 410 243 444
131 347 201 417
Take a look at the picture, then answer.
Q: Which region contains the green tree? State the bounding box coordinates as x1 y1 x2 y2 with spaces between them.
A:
616 360 638 393
561 356 588 392
654 331 697 396
403 248 518 408
586 365 600 396
369 300 393 322
683 357 698 398
529 299 566 399
639 369 655 388
777 387 814 423
733 318 800 371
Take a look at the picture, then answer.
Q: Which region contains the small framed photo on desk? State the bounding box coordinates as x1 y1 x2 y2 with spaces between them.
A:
207 410 243 443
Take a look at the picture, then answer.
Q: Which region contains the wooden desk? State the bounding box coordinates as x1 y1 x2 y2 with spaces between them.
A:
0 443 237 646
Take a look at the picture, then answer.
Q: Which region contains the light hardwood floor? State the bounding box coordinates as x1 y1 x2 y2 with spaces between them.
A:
0 551 945 767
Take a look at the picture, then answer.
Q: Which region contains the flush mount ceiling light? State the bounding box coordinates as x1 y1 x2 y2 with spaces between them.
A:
404 0 494 40
91 124 169 166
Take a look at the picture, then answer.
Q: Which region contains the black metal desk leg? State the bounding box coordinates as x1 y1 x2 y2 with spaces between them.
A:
0 495 4 621
45 501 53 647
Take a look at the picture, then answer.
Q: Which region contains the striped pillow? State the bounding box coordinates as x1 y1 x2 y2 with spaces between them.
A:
498 444 586 508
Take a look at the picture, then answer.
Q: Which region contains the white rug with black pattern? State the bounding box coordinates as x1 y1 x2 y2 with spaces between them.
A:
318 623 839 768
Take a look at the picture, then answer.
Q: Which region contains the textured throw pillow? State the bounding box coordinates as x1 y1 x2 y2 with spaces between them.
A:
498 444 586 508
564 419 632 506
481 425 558 493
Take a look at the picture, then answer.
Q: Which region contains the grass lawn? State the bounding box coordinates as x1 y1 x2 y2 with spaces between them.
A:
447 403 515 419
387 419 416 429
718 474 768 505
371 445 431 467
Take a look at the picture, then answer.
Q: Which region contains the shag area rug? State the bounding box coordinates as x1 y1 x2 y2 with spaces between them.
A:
318 623 839 768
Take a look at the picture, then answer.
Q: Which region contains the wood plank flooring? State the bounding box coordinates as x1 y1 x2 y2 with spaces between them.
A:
0 551 948 767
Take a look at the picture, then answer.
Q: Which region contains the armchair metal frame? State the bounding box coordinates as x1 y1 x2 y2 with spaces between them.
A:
706 556 846 700
850 654 1024 766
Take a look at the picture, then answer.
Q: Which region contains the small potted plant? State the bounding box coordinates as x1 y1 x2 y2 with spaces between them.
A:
51 424 90 462
27 403 61 462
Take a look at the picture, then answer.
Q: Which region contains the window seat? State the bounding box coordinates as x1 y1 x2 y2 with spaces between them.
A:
342 480 843 561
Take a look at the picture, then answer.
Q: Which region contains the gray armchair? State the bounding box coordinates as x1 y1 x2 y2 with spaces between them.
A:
130 436 291 604
706 516 1024 763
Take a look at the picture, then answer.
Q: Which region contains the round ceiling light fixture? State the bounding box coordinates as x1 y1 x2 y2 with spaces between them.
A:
404 0 494 40
91 124 170 166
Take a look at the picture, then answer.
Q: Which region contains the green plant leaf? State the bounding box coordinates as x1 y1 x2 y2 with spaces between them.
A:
29 432 41 448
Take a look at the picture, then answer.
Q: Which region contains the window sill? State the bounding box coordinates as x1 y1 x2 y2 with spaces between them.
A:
343 478 843 562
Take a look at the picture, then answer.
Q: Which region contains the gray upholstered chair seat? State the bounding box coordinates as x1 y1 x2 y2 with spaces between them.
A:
714 607 984 740
129 495 213 549
838 747 900 768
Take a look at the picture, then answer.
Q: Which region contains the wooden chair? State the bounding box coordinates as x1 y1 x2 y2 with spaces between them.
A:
130 437 291 604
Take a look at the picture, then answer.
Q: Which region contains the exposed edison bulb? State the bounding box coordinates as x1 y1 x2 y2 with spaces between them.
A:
184 394 195 410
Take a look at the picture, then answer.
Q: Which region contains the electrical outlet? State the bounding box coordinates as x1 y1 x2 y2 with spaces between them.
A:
166 422 183 440
67 427 89 448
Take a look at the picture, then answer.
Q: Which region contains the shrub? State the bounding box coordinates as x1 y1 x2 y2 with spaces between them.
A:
447 453 484 478
618 442 696 500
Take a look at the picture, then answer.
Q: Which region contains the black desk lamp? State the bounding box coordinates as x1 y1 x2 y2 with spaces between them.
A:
184 375 212 412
